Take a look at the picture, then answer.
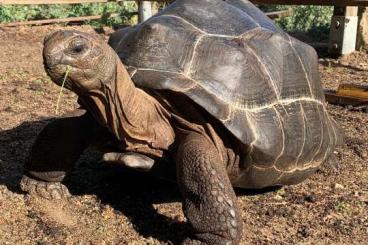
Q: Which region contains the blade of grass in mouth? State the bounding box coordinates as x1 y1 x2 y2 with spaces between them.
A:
55 65 71 114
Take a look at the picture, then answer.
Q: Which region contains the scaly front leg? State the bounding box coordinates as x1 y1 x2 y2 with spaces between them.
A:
21 109 108 199
176 132 242 245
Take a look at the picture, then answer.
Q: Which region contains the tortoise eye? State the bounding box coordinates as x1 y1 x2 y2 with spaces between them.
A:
73 44 85 53
68 38 88 55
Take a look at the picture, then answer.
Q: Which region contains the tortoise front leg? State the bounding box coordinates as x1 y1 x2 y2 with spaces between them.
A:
21 109 108 199
176 132 242 245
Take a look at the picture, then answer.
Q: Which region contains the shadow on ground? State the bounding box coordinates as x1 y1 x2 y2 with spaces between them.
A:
0 118 279 243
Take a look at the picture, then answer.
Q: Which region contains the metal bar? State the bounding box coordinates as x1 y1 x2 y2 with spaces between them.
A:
328 6 359 55
138 1 152 22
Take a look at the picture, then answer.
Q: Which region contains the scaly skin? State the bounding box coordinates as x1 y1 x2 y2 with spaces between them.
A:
20 175 70 200
177 132 242 245
21 108 112 198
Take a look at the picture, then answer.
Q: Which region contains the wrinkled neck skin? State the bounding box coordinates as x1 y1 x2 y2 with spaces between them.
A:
80 57 175 158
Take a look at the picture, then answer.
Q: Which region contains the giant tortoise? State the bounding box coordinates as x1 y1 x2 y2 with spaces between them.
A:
21 0 342 244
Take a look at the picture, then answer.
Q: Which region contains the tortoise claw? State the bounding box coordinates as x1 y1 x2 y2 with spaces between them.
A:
102 152 155 172
20 175 71 200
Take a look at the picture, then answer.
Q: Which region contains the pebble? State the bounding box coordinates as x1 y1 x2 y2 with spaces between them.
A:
334 183 345 190
305 194 317 203
274 195 283 200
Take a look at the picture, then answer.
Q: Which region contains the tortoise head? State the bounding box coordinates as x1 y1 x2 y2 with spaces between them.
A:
43 30 117 94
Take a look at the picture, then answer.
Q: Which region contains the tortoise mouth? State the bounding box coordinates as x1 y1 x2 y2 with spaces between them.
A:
45 64 76 92
45 61 103 95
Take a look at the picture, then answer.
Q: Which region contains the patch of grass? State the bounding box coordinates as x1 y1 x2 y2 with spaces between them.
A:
355 200 367 210
335 201 353 215
96 224 107 234
55 65 71 115
0 2 137 27
32 77 51 84
276 187 286 196
259 5 333 41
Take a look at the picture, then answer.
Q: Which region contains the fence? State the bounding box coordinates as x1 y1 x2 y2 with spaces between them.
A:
0 0 292 27
0 0 166 24
1 0 368 54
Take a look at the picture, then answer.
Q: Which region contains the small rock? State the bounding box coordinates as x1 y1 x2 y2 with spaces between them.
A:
10 88 19 95
298 225 311 238
334 183 345 190
360 150 368 159
274 194 283 200
4 106 13 112
305 194 317 203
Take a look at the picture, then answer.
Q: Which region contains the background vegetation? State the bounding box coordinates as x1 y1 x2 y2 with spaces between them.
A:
0 2 138 26
0 3 333 39
260 5 333 41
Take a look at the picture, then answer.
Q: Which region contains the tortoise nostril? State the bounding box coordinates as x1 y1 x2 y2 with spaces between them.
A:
44 52 62 67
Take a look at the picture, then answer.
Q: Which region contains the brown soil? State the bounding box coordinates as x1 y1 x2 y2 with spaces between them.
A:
0 25 367 245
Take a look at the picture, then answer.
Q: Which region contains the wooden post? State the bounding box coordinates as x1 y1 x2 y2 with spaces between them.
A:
328 6 359 55
138 1 152 22
356 7 368 50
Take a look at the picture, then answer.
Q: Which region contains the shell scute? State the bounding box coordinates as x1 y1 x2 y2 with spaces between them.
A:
222 109 255 144
288 37 325 100
132 69 196 92
158 0 261 36
235 165 282 189
273 102 306 171
114 15 202 74
189 35 279 110
294 101 324 168
313 107 336 163
247 108 284 168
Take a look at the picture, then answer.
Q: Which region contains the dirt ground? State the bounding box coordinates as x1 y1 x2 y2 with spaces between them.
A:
0 25 367 245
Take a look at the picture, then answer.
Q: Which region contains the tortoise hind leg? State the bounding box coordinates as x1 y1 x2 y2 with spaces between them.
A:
176 132 242 245
21 109 109 199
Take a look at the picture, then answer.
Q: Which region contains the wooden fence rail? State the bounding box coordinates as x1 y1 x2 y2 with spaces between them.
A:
0 13 122 27
0 0 365 55
0 0 164 4
1 0 368 6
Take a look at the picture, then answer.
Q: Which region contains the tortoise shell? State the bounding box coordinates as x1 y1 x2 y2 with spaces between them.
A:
109 0 341 187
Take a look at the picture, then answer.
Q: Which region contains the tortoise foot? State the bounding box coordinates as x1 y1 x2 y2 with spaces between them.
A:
20 175 70 200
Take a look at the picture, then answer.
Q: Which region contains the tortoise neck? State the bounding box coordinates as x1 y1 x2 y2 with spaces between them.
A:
107 58 175 157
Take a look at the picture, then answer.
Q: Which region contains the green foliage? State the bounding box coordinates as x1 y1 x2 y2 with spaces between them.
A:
259 5 333 41
0 2 137 26
0 3 333 37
